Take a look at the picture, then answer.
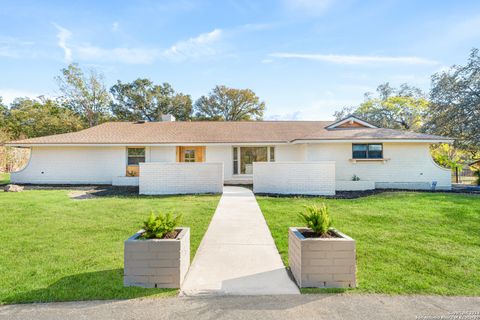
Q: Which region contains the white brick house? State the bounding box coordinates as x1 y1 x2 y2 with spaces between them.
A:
6 116 453 195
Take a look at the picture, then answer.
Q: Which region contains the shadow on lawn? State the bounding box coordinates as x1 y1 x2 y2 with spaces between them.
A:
4 268 176 304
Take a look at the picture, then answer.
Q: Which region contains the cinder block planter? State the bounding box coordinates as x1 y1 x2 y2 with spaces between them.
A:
289 227 356 288
124 227 190 288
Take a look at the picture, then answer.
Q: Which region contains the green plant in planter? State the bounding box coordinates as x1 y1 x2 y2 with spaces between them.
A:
352 174 360 181
142 211 182 239
298 204 332 237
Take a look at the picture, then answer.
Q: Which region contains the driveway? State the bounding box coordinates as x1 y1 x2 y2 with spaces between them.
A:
180 186 299 295
2 295 479 320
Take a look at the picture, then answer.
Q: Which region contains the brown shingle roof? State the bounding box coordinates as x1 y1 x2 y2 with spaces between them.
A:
7 121 452 145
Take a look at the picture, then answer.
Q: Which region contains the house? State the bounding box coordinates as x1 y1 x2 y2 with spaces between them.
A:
6 116 453 195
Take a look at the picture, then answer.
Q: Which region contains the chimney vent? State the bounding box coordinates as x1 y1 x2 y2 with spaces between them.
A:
161 114 176 122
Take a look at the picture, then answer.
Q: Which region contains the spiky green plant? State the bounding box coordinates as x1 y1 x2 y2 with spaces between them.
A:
298 203 332 236
142 211 182 239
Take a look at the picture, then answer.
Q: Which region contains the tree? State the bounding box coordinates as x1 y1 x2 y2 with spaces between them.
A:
0 97 7 128
56 63 111 127
334 83 429 131
426 48 480 153
6 97 84 139
110 79 192 121
194 85 265 121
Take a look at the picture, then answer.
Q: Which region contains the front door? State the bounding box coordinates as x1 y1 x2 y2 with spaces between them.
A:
177 146 205 162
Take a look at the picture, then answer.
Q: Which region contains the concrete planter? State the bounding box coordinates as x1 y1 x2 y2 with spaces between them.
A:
289 227 356 288
124 227 190 288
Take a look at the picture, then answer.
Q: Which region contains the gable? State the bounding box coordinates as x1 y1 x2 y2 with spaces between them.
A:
325 116 377 129
336 121 370 128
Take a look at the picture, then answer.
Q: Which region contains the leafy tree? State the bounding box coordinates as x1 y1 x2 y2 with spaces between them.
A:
426 48 480 153
56 63 111 127
0 97 8 128
6 97 84 139
334 83 428 131
110 79 192 121
430 144 465 171
194 85 265 121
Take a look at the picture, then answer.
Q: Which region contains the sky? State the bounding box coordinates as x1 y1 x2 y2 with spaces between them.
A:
1 0 480 120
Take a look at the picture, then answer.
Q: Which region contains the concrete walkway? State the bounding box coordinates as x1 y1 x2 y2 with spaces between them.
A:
180 186 299 295
2 295 480 320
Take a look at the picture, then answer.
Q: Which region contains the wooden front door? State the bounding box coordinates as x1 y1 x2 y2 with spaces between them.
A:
176 146 205 162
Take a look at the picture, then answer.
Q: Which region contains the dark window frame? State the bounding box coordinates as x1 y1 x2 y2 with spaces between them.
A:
127 147 146 165
352 143 383 159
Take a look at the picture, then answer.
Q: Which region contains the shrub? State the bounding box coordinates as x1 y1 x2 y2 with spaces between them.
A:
141 211 182 239
475 170 480 186
298 204 332 236
352 174 360 181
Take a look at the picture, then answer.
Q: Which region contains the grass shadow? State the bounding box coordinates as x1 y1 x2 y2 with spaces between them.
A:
301 287 349 294
3 268 177 305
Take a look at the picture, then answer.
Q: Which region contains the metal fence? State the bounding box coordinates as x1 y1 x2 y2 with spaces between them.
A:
452 167 478 184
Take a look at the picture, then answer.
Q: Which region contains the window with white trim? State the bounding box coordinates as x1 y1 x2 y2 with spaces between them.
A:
233 146 275 175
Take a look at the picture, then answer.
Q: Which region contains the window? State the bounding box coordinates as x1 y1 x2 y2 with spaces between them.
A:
269 147 275 162
127 147 145 165
233 146 275 175
184 149 196 162
178 146 205 162
233 147 239 174
352 144 383 159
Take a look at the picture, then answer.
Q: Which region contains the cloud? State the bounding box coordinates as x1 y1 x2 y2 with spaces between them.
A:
0 37 36 58
283 0 334 15
53 23 72 62
265 111 302 120
269 52 439 65
76 45 160 64
0 88 44 104
163 29 222 61
111 22 120 32
63 28 223 64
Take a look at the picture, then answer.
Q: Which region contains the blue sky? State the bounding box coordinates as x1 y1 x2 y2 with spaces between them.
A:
1 0 479 120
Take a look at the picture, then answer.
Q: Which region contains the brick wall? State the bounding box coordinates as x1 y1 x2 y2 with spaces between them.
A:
289 227 356 288
11 146 125 184
139 162 224 195
306 142 451 190
124 228 190 288
336 180 375 191
253 161 336 195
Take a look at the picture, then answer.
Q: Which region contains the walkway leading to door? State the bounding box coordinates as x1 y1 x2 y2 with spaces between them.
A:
181 186 300 296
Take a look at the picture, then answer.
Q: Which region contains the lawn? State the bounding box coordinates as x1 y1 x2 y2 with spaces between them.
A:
0 190 220 304
257 192 480 295
0 172 9 185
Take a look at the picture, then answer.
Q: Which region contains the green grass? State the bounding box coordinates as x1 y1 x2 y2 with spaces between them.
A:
257 192 480 295
0 172 9 185
0 190 220 304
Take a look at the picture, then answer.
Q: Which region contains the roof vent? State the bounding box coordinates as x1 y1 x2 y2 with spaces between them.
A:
161 114 176 122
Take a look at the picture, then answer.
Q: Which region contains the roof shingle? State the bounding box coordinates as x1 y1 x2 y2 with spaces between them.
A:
7 121 452 145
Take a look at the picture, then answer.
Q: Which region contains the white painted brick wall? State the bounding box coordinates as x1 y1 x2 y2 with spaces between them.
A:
336 180 375 191
112 176 139 186
139 162 224 195
306 143 451 190
11 146 125 184
253 162 336 195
